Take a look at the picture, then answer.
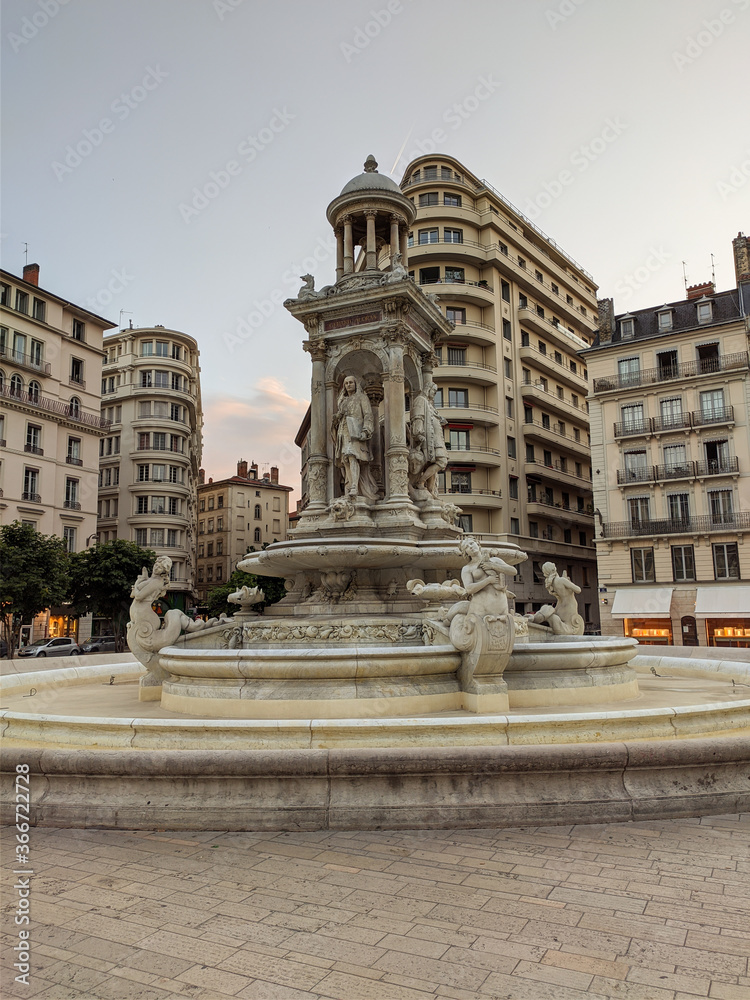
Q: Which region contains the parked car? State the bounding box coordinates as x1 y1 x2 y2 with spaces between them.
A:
80 636 119 654
17 637 82 658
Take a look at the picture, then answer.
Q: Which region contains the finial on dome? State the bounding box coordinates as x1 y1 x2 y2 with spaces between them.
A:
364 155 378 173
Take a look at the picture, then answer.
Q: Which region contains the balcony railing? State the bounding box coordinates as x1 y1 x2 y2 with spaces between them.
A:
69 375 86 389
66 456 83 466
436 359 497 373
445 444 501 455
695 457 739 477
23 444 43 456
655 462 695 481
0 382 111 430
440 488 502 497
601 511 750 538
420 277 494 293
616 457 739 485
0 345 51 376
528 496 594 516
615 407 735 437
617 466 655 484
63 500 82 510
594 353 749 392
437 401 499 414
21 492 41 503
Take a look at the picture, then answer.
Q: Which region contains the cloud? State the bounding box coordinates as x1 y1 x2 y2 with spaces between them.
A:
200 377 308 503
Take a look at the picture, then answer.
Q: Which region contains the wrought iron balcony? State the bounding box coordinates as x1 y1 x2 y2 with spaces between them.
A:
593 352 749 392
63 500 82 510
601 511 750 538
0 344 51 376
0 382 110 430
616 466 655 485
21 492 41 503
23 444 44 456
655 462 695 481
692 406 734 427
695 457 739 477
614 419 652 438
652 413 691 432
66 456 83 466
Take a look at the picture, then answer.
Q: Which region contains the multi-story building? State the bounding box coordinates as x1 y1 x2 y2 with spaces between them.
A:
0 263 114 639
583 232 750 648
97 327 203 610
195 460 292 602
400 155 600 626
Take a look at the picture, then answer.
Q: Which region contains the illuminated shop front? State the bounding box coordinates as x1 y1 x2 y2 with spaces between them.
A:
695 588 750 648
610 588 674 645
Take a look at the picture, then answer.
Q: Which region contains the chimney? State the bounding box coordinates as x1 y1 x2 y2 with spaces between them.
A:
597 298 614 343
250 462 258 479
208 477 213 484
198 468 205 485
733 232 750 283
270 466 279 484
686 281 714 300
23 263 40 286
237 459 248 479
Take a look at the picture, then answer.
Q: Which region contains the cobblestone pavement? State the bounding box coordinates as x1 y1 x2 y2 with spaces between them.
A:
2 816 749 1000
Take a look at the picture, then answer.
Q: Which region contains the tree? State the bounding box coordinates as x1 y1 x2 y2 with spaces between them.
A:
68 540 156 651
0 522 70 659
206 568 286 619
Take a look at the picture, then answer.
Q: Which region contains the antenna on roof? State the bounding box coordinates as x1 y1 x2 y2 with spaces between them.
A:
710 253 716 286
23 242 28 265
681 260 688 293
119 309 132 330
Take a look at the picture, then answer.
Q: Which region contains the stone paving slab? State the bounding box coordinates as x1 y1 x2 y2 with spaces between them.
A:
2 817 749 999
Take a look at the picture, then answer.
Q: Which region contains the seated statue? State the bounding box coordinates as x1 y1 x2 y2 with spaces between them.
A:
526 561 584 635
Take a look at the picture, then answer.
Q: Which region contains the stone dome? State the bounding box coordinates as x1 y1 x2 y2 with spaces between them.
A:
339 155 401 197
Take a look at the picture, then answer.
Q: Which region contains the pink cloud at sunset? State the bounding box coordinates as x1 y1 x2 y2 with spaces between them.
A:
200 377 309 503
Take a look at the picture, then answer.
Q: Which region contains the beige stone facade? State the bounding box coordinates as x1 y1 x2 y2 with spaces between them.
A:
584 232 750 649
195 460 292 603
97 327 203 610
399 155 600 626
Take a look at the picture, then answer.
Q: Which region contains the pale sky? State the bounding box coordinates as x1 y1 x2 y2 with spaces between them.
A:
3 0 747 495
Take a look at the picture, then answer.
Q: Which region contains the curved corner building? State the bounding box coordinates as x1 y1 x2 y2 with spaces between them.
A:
97 327 203 611
400 155 600 626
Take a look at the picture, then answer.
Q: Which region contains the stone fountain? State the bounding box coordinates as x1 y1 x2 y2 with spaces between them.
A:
129 156 639 720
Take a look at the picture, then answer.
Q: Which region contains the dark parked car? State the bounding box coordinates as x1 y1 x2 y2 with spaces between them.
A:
18 637 82 658
80 636 119 654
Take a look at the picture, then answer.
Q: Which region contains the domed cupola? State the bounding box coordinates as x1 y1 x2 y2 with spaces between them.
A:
327 155 416 281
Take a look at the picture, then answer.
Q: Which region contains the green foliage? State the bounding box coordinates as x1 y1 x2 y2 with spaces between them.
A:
206 569 286 619
0 522 70 659
68 540 156 651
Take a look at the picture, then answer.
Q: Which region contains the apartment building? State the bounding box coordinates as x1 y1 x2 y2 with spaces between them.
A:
400 155 600 625
195 460 292 603
584 233 750 648
97 327 203 610
0 264 114 639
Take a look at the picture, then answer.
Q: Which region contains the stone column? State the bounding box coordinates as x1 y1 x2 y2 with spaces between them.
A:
383 330 410 501
365 211 377 270
390 215 400 262
343 216 354 274
335 226 344 282
303 340 329 510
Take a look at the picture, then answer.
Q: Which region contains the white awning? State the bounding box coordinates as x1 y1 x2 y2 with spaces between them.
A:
694 587 750 617
611 588 673 617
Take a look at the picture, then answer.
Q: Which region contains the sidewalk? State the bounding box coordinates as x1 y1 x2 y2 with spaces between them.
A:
2 816 749 999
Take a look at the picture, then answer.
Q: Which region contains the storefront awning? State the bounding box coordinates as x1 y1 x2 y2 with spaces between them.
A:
611 588 673 617
694 587 750 617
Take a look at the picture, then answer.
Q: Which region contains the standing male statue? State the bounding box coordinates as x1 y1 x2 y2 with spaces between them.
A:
331 375 378 501
409 380 448 496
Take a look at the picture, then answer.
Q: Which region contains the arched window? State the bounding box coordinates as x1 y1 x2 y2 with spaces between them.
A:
0 369 5 389
254 527 261 543
28 380 41 403
254 504 262 519
69 396 81 417
10 374 23 397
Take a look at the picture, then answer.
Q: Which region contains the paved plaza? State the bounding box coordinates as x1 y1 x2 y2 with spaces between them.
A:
2 816 749 1000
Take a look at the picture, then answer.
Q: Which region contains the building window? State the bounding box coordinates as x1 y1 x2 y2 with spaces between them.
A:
32 298 46 322
526 443 535 462
502 319 511 341
70 358 84 385
631 547 655 583
64 478 79 508
449 429 470 450
418 228 439 244
507 436 516 458
447 347 466 365
153 432 167 450
713 542 740 580
207 542 214 557
217 496 224 508
23 467 39 500
671 545 695 582
708 489 733 524
506 396 513 418
63 526 76 552
579 531 587 547
444 193 461 207
446 307 465 324
618 357 641 386
254 504 262 519
150 528 164 546
657 309 673 331
564 529 572 543
620 317 635 339
445 267 465 283
696 300 713 323
217 540 223 555
628 496 650 526
509 477 518 499
155 340 169 357
155 370 169 388
450 471 471 494
15 290 29 313
504 358 512 379
419 192 438 207
444 228 463 243
254 527 262 542
510 517 520 534
419 267 440 285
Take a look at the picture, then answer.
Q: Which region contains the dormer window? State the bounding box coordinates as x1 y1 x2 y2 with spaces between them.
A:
620 316 635 340
657 308 673 331
696 298 713 324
